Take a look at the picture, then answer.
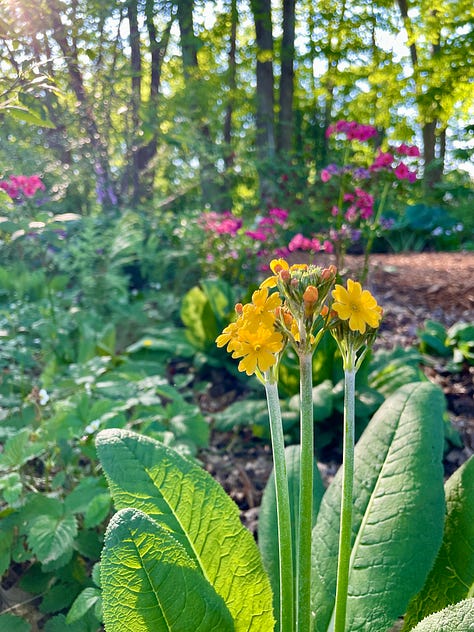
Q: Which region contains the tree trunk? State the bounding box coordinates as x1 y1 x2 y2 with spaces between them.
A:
396 0 444 189
277 0 296 154
250 0 276 206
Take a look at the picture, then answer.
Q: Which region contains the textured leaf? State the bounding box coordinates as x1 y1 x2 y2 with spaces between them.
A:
28 512 77 565
403 455 474 630
96 429 274 631
311 382 446 632
101 508 234 632
259 444 325 629
409 598 474 631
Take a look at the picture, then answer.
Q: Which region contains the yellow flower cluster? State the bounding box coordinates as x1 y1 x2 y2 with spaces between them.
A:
216 258 383 377
216 287 284 376
331 279 383 334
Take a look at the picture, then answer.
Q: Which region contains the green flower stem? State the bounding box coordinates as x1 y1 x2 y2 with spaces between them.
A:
297 351 314 631
361 180 391 283
264 379 295 632
334 367 356 632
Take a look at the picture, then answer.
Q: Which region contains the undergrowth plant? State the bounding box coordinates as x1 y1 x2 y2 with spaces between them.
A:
96 258 474 631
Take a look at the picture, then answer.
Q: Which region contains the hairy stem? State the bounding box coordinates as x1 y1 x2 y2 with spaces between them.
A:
265 380 295 632
334 367 356 632
297 352 314 631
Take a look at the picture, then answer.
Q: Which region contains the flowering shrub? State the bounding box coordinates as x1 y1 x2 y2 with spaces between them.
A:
322 122 420 277
0 174 46 200
197 207 290 282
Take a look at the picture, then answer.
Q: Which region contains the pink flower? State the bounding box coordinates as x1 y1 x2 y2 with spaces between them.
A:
394 163 410 180
322 240 334 253
246 229 267 241
331 205 339 217
269 207 289 223
321 169 332 182
345 206 358 222
326 120 377 142
0 174 45 200
396 144 420 157
371 150 394 170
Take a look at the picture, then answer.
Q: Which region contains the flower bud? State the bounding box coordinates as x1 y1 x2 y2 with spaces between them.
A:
303 285 319 303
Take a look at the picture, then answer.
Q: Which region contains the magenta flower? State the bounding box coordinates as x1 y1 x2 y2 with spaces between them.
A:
371 150 394 170
0 174 46 200
321 169 332 183
394 162 417 181
326 120 377 142
396 143 420 157
246 229 268 241
269 208 289 223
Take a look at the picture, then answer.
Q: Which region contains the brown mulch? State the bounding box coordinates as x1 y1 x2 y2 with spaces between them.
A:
201 252 474 531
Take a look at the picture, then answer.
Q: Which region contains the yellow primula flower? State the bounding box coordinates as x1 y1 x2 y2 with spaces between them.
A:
243 286 281 328
331 279 382 334
216 321 242 354
233 327 284 376
261 258 290 288
261 259 308 289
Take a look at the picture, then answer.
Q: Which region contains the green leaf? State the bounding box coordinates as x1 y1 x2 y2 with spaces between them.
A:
213 399 268 432
7 105 56 128
96 428 274 631
409 598 474 631
0 471 23 503
403 455 474 629
28 512 78 565
84 493 111 528
0 428 43 470
66 587 101 624
259 444 325 628
101 508 234 631
64 477 108 515
0 614 31 632
311 382 446 632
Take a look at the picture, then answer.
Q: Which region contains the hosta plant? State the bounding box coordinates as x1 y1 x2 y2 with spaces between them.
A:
97 258 474 631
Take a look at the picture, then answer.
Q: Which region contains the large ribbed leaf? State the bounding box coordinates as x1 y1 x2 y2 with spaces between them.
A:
101 508 234 631
409 598 474 631
403 455 474 630
259 444 325 629
311 382 446 632
96 429 274 631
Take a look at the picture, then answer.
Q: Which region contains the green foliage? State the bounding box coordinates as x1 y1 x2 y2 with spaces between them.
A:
101 508 234 631
402 456 474 630
96 428 275 630
384 205 463 253
311 382 446 631
408 599 474 631
418 320 474 370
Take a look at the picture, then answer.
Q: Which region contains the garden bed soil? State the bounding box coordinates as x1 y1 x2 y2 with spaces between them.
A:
201 251 474 533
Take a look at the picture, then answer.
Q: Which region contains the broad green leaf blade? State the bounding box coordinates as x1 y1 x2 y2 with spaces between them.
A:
28 512 77 565
311 382 446 632
101 508 234 632
66 587 101 624
96 429 274 631
409 598 474 631
403 455 474 630
0 614 31 632
259 444 325 631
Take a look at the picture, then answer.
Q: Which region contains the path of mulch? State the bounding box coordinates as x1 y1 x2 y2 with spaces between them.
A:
201 252 474 532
